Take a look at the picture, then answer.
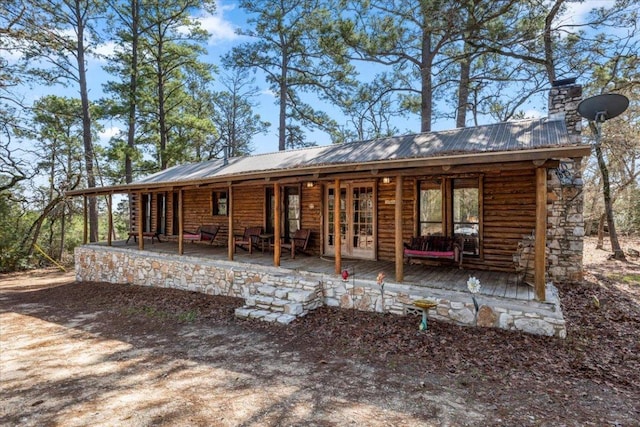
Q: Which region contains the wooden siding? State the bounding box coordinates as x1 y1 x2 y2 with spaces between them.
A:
377 177 415 262
136 167 538 273
231 185 264 237
477 169 536 271
300 183 322 255
167 188 231 244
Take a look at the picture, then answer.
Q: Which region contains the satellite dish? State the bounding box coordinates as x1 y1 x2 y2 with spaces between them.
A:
577 93 629 123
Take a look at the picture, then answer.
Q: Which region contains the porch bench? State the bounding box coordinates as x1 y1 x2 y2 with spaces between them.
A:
404 235 463 268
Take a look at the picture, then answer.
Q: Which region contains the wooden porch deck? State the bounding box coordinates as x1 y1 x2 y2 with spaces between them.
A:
109 239 534 301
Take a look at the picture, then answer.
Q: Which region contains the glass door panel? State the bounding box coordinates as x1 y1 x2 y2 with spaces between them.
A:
352 186 374 258
326 187 347 255
325 183 375 259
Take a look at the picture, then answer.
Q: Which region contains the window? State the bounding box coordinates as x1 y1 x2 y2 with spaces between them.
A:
211 191 228 216
453 178 480 256
419 176 481 257
419 180 443 235
286 187 301 238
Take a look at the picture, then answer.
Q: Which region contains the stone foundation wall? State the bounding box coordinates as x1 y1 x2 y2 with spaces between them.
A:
75 246 566 338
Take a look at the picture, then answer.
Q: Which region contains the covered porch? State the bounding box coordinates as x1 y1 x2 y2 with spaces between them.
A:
75 241 566 337
104 239 534 301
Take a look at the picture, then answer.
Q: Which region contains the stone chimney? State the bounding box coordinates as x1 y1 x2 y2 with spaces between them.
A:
548 78 582 143
545 78 585 284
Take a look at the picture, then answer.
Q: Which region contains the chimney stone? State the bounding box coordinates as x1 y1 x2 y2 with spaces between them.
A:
549 79 582 143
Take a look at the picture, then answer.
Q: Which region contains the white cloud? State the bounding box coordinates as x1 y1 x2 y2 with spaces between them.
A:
0 34 31 64
92 41 118 61
195 3 240 45
558 0 614 26
99 126 122 143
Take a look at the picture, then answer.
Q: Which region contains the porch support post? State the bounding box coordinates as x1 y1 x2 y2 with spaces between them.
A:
107 193 113 246
82 195 88 244
274 183 281 266
334 178 341 275
177 189 184 255
228 186 234 261
137 192 144 251
395 175 404 282
535 167 547 301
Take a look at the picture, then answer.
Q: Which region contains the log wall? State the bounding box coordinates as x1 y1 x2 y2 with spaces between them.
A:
374 170 537 272
480 169 536 271
300 183 323 255
159 184 323 255
377 178 415 261
142 168 538 272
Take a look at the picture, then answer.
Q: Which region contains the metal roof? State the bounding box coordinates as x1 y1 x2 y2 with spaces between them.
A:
136 117 579 186
66 117 591 196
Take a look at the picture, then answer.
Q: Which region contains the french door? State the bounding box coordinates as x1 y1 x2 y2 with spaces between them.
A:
266 186 300 240
325 182 376 260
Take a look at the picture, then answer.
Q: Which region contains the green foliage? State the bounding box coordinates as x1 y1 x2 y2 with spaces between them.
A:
0 194 30 272
608 273 640 286
226 0 355 150
102 0 218 174
210 69 270 157
177 309 199 323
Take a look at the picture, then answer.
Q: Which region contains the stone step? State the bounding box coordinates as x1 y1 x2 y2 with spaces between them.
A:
237 283 324 325
234 306 296 324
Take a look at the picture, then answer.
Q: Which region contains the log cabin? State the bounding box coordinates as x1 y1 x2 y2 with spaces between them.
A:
68 80 588 337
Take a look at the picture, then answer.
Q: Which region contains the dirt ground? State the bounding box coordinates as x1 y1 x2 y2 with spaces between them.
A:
1 237 639 426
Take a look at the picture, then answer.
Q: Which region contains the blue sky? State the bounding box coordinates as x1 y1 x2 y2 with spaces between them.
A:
19 0 620 156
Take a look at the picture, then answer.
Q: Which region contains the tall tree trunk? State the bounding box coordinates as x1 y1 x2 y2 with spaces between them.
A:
157 38 168 170
543 0 563 83
596 212 605 250
23 197 64 257
456 38 471 128
278 37 288 151
231 86 238 156
126 0 140 183
74 0 98 242
594 140 626 260
59 207 66 261
420 24 433 133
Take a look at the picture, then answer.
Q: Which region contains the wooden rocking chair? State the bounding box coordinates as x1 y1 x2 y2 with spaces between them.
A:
278 229 311 259
183 225 220 245
233 226 262 254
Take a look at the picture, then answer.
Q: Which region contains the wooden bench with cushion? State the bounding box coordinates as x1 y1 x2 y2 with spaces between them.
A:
403 235 463 268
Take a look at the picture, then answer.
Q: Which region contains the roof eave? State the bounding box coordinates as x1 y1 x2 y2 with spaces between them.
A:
65 144 591 197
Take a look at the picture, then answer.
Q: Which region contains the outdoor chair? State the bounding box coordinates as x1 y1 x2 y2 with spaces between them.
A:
275 229 311 259
183 225 220 245
233 226 262 254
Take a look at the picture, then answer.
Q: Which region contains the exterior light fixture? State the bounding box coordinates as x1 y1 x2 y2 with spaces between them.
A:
306 181 315 188
382 177 391 184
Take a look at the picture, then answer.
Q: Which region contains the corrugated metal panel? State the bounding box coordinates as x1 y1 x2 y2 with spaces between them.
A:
136 118 577 185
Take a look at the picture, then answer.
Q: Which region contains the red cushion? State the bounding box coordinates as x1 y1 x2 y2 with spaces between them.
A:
404 249 455 258
183 233 200 240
